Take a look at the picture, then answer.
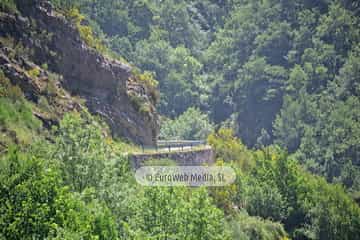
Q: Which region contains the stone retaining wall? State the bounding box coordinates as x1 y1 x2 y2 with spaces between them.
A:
130 147 214 168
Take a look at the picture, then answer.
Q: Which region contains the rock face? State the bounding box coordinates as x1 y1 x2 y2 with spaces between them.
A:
0 46 81 119
0 0 159 145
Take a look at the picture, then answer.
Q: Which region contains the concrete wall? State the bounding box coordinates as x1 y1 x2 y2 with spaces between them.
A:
130 147 214 168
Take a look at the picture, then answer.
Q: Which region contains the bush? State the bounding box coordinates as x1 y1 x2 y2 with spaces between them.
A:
26 67 40 78
50 111 109 192
243 178 288 222
208 128 254 170
66 8 107 54
0 98 42 144
0 70 23 100
129 93 144 110
226 211 288 240
137 70 159 103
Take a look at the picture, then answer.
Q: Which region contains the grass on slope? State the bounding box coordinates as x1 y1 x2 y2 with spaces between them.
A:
0 71 42 146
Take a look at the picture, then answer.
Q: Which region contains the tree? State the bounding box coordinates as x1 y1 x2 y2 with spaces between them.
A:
127 186 230 239
160 107 214 140
51 111 108 192
0 147 118 239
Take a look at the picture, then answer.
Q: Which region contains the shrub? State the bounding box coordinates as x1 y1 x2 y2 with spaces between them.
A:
38 96 52 112
66 8 108 55
27 67 40 78
132 69 160 104
139 71 159 104
226 211 288 240
129 93 152 116
41 63 48 70
139 102 151 115
207 128 256 173
0 71 23 100
0 71 42 144
0 98 42 144
51 111 109 192
138 70 158 89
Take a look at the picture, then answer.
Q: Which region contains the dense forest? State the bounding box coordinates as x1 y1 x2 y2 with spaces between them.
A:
48 0 360 195
1 0 360 239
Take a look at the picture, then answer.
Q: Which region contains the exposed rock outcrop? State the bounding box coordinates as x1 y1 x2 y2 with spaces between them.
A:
0 44 82 126
0 0 159 145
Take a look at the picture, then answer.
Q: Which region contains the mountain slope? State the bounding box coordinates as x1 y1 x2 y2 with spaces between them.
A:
0 0 159 146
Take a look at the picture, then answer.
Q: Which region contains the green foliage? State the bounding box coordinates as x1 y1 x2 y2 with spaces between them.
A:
250 149 360 239
0 147 118 240
49 0 76 11
134 40 207 116
0 147 60 239
132 69 159 104
275 44 360 191
48 0 360 189
0 71 21 99
208 128 253 170
66 8 107 54
0 72 41 145
127 187 230 239
26 67 40 78
45 73 60 97
209 130 360 239
3 1 360 239
0 0 17 13
226 211 288 240
136 70 158 89
129 93 152 115
243 177 288 222
0 37 32 59
160 107 214 140
48 0 223 117
51 111 108 192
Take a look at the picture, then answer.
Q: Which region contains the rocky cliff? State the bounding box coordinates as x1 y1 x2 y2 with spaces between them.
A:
0 0 159 145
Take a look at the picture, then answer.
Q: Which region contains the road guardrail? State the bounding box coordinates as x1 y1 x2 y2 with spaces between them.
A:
141 140 206 152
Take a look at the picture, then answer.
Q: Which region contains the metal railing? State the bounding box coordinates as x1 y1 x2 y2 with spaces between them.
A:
140 140 206 153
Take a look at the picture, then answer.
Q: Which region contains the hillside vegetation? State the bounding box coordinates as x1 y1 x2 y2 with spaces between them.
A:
1 0 360 240
51 0 360 196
